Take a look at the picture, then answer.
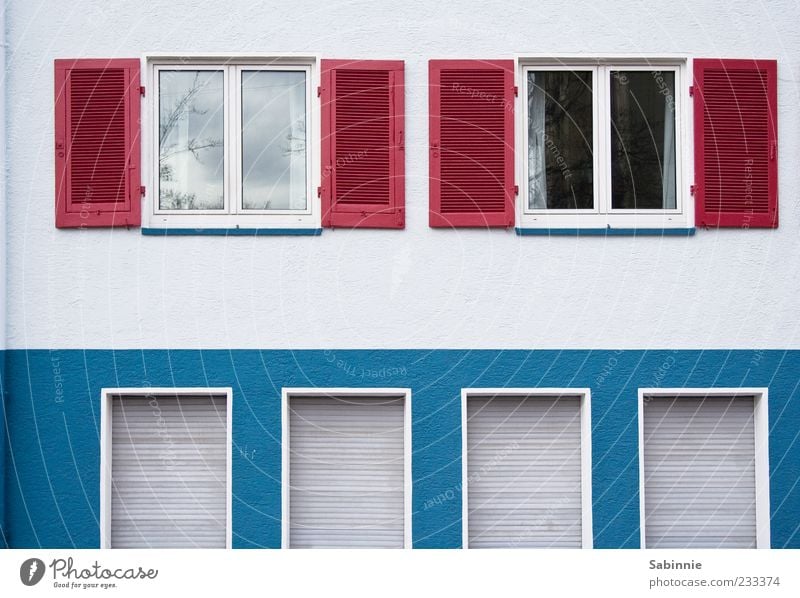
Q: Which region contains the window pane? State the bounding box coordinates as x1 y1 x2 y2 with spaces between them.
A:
158 70 224 210
610 70 677 210
241 70 307 211
527 71 594 210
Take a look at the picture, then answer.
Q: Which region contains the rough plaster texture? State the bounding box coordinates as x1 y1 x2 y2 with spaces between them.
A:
3 349 799 548
3 0 800 350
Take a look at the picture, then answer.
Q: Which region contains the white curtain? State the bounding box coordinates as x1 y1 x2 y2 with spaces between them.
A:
528 74 547 209
288 76 306 210
661 78 676 209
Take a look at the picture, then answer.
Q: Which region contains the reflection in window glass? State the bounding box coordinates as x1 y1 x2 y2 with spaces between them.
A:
241 71 307 211
610 71 676 209
159 70 224 210
528 71 594 210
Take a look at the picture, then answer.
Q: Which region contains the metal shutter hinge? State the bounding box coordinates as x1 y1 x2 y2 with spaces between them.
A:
513 85 518 97
139 86 146 97
514 184 519 195
317 186 322 198
689 85 694 97
317 86 322 97
690 184 695 196
140 185 146 197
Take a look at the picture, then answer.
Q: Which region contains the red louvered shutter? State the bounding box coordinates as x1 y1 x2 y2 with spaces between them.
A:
694 59 778 228
429 60 515 228
321 59 404 228
54 58 141 228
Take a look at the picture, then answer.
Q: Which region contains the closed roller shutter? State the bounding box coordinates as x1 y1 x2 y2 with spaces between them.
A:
467 395 583 548
643 395 757 548
111 394 228 548
289 395 405 548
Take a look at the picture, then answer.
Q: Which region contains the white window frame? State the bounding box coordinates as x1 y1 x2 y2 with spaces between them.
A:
516 56 693 230
637 387 771 549
99 387 233 549
461 388 593 549
281 387 413 549
142 54 320 230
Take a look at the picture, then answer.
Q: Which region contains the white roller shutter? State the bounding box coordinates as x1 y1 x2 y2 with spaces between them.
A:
110 394 228 548
466 395 584 548
288 395 405 548
642 395 757 548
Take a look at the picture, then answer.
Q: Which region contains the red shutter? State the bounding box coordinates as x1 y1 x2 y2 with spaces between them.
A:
54 58 141 228
694 59 778 228
321 59 404 228
429 60 515 228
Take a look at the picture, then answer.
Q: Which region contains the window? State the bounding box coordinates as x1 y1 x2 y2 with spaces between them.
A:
462 389 592 548
146 59 316 230
100 388 232 548
638 388 770 548
519 60 688 230
282 388 412 548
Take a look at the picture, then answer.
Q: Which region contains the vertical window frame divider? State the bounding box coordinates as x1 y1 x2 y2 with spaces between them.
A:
281 387 413 549
99 386 234 550
460 387 593 549
637 387 770 550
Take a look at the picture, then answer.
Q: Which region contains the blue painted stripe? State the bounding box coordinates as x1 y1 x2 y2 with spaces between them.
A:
142 228 323 236
515 227 696 237
3 349 798 549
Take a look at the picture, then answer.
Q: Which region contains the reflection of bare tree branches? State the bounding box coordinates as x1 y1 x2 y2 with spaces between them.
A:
159 72 223 209
281 120 306 157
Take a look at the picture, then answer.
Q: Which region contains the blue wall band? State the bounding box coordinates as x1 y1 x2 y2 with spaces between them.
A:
2 349 798 549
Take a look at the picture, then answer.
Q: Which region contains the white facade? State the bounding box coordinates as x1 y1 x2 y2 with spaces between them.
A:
4 0 800 351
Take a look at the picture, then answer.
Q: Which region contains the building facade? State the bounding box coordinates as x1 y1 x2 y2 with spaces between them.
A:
1 0 799 549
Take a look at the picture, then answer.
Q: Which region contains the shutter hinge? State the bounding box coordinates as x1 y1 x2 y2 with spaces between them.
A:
514 184 519 196
317 86 322 97
317 186 322 198
140 185 146 197
139 86 146 97
690 184 695 196
689 85 694 97
513 85 518 97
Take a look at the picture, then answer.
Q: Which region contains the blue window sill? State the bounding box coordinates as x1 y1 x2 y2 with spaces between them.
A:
142 228 323 236
515 227 695 237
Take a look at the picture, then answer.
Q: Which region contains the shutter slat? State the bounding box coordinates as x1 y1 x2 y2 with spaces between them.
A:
321 60 404 228
466 395 584 548
642 395 757 548
289 395 405 548
694 58 778 228
429 60 515 228
54 58 141 227
110 395 227 548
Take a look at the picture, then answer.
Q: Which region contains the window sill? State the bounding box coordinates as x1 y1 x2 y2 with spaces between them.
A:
141 227 322 236
515 227 695 237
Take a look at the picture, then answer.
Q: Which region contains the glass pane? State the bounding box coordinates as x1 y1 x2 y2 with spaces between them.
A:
527 70 594 210
158 70 224 210
610 70 677 210
241 70 307 211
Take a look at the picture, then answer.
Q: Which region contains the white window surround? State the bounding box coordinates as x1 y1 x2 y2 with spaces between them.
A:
281 387 413 549
461 388 593 549
141 54 321 230
515 55 694 230
99 387 233 549
637 387 771 549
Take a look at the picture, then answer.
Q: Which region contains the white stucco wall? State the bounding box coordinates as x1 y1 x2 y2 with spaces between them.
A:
4 0 800 350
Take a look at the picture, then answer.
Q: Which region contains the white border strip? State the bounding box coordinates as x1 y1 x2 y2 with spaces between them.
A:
637 387 770 549
281 387 413 549
100 387 234 549
461 388 593 549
